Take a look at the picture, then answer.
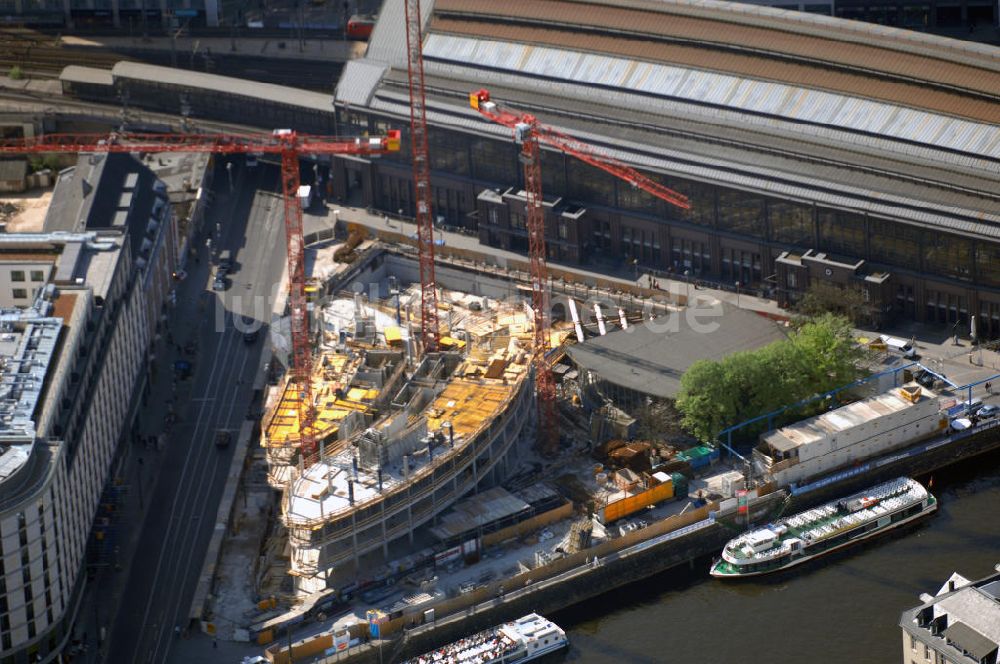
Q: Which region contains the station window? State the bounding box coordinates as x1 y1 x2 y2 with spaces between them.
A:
10 271 24 282
769 200 814 246
901 4 929 26
11 288 27 300
30 270 44 281
717 188 765 237
817 208 866 258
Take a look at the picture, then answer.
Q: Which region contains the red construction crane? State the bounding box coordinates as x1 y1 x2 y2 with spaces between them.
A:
470 89 690 455
403 0 441 353
0 129 401 466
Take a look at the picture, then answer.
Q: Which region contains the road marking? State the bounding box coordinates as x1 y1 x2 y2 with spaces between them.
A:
129 295 239 663
157 346 253 662
151 185 284 664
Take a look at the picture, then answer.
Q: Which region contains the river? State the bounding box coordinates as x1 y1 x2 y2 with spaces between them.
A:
557 450 1000 664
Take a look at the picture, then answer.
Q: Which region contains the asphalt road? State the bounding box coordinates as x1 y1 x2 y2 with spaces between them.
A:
103 159 287 664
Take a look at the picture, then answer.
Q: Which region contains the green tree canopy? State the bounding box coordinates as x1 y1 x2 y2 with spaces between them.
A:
676 314 862 442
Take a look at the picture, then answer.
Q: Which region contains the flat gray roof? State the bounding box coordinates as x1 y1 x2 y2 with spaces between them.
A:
566 303 786 399
60 65 114 87
112 61 333 114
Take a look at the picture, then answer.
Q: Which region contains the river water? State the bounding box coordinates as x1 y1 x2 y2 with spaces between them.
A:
557 450 1000 664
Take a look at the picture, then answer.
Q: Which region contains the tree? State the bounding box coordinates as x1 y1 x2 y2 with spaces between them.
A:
675 314 863 442
795 281 869 324
8 66 22 80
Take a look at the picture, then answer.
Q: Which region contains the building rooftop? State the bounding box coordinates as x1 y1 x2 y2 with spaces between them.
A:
762 383 936 453
111 61 335 114
566 303 786 399
902 566 1000 664
0 309 62 486
430 486 530 541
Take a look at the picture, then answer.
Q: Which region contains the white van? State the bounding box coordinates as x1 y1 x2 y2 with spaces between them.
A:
879 335 917 358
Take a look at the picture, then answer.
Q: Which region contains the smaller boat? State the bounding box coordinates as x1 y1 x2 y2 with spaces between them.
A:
402 613 567 664
711 476 936 578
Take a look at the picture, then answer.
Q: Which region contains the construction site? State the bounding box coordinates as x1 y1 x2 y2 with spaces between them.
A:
192 209 783 659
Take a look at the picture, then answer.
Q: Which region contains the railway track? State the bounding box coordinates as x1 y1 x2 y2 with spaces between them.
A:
0 28 340 92
0 86 282 137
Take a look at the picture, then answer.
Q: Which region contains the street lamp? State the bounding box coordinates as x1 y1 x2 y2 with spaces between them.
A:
226 161 233 191
735 281 741 308
683 269 690 304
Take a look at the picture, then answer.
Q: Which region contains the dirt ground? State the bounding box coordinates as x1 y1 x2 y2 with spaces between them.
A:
0 190 54 232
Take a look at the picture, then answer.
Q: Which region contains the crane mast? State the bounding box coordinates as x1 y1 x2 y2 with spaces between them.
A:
0 128 401 467
517 123 560 456
276 136 315 463
404 0 441 353
470 89 691 456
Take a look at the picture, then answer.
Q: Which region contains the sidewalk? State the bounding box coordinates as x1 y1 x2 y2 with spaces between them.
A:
60 34 365 64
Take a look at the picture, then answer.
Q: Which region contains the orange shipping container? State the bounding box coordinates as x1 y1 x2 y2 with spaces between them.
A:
601 479 673 524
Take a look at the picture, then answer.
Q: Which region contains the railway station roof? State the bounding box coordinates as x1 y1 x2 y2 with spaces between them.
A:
337 0 1000 237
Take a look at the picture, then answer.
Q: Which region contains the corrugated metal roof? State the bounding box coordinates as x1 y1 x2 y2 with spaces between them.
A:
433 0 1000 99
365 0 434 68
423 34 1000 161
367 93 1000 239
430 19 1000 124
111 62 333 113
59 65 114 86
385 64 998 186
334 60 389 106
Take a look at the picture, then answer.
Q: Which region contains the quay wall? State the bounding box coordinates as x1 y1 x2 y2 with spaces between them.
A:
309 493 783 664
319 422 1000 663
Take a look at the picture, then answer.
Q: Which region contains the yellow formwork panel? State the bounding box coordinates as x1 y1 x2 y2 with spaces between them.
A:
346 387 368 402
425 381 513 437
384 326 402 345
439 335 467 349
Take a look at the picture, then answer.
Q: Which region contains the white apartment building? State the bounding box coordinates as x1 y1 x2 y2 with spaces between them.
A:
0 147 192 664
0 232 147 664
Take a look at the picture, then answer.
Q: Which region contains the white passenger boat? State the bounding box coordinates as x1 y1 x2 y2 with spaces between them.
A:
403 613 567 664
711 477 936 577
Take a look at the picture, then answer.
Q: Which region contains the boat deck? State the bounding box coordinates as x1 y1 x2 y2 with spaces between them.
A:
725 478 926 562
404 625 519 664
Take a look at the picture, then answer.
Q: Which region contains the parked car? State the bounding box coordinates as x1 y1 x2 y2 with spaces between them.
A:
218 249 234 272
915 371 936 388
978 404 1000 419
880 335 917 359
